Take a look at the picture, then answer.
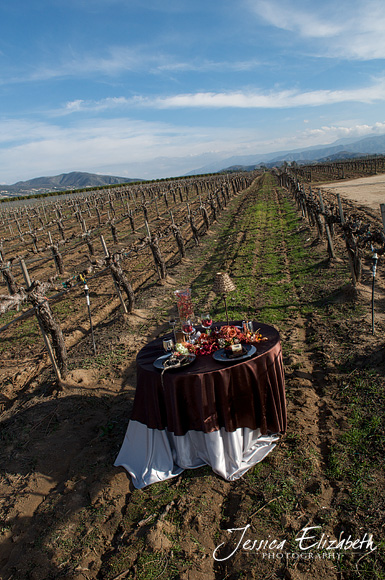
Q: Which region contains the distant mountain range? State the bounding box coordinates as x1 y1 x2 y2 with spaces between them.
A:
0 171 142 197
186 134 385 175
2 133 385 198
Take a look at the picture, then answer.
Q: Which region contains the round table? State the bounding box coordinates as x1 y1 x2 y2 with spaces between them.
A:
115 321 286 488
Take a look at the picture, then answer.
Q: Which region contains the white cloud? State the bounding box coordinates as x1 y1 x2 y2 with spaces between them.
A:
250 0 342 38
151 84 385 108
60 97 130 115
248 0 385 59
157 59 263 73
3 50 264 87
34 46 148 79
302 121 385 141
0 119 62 145
64 100 85 113
58 77 385 113
1 46 164 86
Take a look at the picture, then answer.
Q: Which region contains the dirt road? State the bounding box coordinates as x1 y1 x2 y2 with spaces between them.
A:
319 174 385 213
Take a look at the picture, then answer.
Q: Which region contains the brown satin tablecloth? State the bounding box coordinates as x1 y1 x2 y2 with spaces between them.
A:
114 321 286 488
132 321 286 436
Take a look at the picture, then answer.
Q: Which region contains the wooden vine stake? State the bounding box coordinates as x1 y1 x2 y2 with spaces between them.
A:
309 187 324 239
187 204 199 246
110 219 118 244
170 211 186 258
20 259 67 382
128 210 135 233
57 219 66 240
337 194 357 287
380 203 385 234
48 232 65 275
209 197 218 222
78 275 97 354
201 204 210 231
145 220 167 280
318 189 335 259
83 231 95 256
100 235 128 314
154 197 160 220
0 256 18 295
109 257 135 313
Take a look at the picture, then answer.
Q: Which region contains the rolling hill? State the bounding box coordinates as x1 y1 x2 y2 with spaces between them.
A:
0 171 142 197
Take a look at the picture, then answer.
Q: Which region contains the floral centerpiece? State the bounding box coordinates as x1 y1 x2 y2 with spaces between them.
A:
176 325 267 356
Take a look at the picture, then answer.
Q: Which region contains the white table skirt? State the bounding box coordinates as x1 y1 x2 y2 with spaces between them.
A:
114 420 280 489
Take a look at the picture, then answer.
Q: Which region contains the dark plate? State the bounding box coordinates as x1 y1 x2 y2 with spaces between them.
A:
213 344 256 363
153 352 196 371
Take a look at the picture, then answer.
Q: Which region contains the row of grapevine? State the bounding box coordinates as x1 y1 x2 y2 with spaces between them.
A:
279 170 385 276
287 154 385 183
0 173 254 290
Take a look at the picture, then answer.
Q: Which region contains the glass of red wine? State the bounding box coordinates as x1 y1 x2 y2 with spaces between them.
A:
201 313 212 331
182 319 194 342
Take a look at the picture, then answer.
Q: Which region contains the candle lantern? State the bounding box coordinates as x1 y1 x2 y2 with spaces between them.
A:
212 272 236 326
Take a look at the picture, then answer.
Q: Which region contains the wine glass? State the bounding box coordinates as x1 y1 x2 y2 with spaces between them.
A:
182 319 194 342
201 313 212 331
169 315 179 342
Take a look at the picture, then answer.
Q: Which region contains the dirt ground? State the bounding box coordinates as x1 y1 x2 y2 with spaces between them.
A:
0 173 384 580
318 173 385 213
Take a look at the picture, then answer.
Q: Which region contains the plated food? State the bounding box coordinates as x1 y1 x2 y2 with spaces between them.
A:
224 343 246 359
213 344 256 363
153 351 196 371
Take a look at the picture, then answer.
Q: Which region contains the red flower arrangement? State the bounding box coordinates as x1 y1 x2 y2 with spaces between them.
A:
184 325 266 356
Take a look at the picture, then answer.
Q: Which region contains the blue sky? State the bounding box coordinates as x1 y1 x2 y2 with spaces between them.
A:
1 0 385 183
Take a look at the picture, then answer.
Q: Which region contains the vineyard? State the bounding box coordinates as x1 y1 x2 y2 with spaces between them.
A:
0 172 253 382
0 169 384 580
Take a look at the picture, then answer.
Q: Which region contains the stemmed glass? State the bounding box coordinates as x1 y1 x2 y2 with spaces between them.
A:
169 315 179 343
201 313 212 331
182 319 194 342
